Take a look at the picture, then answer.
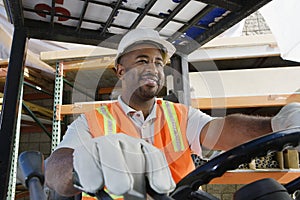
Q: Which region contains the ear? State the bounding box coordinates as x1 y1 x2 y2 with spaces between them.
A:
116 64 125 79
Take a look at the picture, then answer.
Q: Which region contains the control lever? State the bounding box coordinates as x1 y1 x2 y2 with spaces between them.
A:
18 151 46 200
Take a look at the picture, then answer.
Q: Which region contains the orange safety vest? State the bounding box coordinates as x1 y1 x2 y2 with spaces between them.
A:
83 100 195 199
82 190 123 200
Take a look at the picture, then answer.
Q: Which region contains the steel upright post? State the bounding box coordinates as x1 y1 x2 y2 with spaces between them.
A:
0 28 27 199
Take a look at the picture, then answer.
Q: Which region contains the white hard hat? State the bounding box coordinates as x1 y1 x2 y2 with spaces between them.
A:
115 28 176 66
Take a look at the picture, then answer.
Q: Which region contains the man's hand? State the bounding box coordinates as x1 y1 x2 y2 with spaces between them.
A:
271 102 300 132
72 134 175 198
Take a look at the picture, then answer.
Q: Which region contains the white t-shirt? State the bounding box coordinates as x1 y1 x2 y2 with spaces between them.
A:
56 97 213 156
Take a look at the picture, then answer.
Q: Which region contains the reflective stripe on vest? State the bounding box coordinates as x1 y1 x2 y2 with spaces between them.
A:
161 101 185 152
96 105 116 135
82 192 96 200
82 189 123 200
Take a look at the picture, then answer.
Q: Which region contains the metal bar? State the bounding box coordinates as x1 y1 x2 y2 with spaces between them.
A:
0 28 27 200
2 0 13 24
170 5 215 55
3 0 25 28
195 0 242 11
24 81 53 97
156 0 190 30
24 18 120 48
51 61 64 151
22 102 52 138
178 5 214 33
100 0 123 35
76 0 89 32
6 82 23 200
180 54 191 106
169 5 214 43
50 0 56 27
129 0 156 29
170 54 191 106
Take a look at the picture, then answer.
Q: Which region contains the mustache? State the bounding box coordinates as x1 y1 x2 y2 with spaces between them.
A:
139 72 160 82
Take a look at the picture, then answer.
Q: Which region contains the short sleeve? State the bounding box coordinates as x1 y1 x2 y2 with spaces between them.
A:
186 107 214 157
55 114 93 150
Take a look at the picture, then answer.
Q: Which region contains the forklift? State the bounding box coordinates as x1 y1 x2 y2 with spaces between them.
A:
1 0 299 199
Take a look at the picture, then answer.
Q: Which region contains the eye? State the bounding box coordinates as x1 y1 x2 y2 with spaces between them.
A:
136 59 148 65
155 61 164 67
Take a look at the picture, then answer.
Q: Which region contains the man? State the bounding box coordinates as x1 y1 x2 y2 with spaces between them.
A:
45 28 300 199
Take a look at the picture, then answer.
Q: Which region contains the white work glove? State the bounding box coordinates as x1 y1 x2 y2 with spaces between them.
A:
271 102 300 152
271 102 300 132
73 133 175 199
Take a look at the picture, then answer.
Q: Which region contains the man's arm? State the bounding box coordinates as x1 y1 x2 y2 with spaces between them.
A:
45 148 81 197
200 114 272 151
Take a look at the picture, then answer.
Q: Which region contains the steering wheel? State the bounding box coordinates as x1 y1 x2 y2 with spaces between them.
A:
95 128 300 200
169 128 300 199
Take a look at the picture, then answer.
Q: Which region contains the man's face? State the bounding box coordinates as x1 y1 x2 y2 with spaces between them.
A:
117 43 166 100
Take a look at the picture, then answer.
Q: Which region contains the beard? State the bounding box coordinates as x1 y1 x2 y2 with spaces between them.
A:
136 73 164 98
137 85 160 99
127 83 161 101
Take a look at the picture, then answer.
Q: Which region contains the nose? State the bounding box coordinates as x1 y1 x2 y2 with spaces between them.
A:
145 62 159 75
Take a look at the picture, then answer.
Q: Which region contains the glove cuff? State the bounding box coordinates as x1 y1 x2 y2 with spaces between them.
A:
271 102 300 132
271 116 282 132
